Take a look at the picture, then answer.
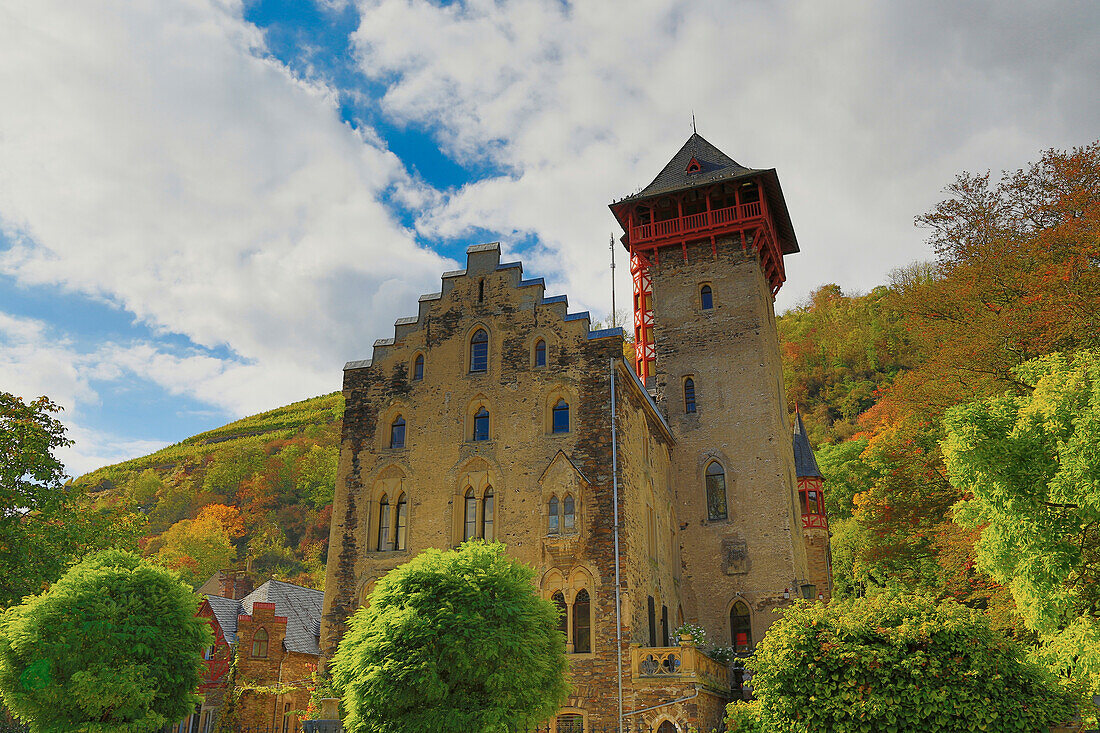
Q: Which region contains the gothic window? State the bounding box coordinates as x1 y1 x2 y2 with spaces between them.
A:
552 399 570 433
705 461 728 521
463 488 477 541
543 588 564 630
548 496 560 534
389 416 405 449
657 722 677 733
535 338 547 367
647 595 657 647
470 328 488 373
557 714 584 733
473 407 490 441
573 589 591 653
731 601 752 651
563 494 575 531
684 378 696 413
661 605 670 647
481 487 495 541
395 493 408 551
377 494 390 551
413 354 424 381
700 284 713 310
251 628 268 658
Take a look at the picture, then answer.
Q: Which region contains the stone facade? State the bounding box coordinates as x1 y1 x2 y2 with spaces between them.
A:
322 136 829 732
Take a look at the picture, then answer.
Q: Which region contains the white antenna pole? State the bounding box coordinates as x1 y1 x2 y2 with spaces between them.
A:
610 234 617 329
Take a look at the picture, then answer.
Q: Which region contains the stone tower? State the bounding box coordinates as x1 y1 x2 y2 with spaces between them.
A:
609 133 811 648
794 411 832 602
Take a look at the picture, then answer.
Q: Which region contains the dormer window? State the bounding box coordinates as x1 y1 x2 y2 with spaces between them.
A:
686 156 703 174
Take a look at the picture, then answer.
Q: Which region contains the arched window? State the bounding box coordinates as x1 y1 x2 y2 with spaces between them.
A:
731 601 752 651
377 494 390 551
473 407 490 441
573 589 591 653
389 416 405 449
463 488 477 541
647 595 657 647
700 284 713 310
705 461 728 521
481 487 494 541
557 714 584 733
552 399 570 433
684 378 696 414
470 329 488 372
563 494 575 531
657 721 677 733
548 495 560 534
395 493 408 551
534 338 547 367
413 354 424 381
251 628 268 658
552 591 568 637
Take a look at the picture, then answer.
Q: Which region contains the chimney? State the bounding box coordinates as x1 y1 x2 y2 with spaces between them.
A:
218 570 254 600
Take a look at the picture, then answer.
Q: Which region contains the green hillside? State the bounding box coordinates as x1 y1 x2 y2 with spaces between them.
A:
75 392 345 589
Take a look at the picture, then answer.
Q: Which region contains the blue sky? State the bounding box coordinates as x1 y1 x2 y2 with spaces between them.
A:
1 0 1098 476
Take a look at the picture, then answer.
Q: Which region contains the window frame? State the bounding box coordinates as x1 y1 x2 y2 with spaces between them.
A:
377 493 390 551
700 283 714 310
683 377 696 414
534 338 547 368
705 461 728 521
463 488 477 541
731 600 753 651
472 406 490 441
412 353 424 381
481 486 495 541
389 415 406 450
551 398 570 434
394 493 408 551
469 328 489 373
250 628 269 659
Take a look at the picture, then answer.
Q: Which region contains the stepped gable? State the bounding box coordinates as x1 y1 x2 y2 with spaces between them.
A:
344 242 624 371
240 580 324 655
792 411 822 478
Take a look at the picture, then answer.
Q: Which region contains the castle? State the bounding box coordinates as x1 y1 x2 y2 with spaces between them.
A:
320 133 831 732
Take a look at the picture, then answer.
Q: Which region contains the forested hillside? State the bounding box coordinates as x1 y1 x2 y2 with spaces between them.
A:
74 393 344 589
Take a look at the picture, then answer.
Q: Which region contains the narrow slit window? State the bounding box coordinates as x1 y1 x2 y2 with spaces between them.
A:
534 339 546 367
548 495 560 534
661 605 670 646
552 399 570 433
478 279 485 303
684 378 696 414
413 354 424 381
647 596 657 647
389 416 405 449
470 329 488 373
395 493 408 550
482 487 494 541
563 494 575 531
473 407 490 441
700 284 713 310
377 494 390 551
573 588 591 653
705 461 728 521
463 488 477 541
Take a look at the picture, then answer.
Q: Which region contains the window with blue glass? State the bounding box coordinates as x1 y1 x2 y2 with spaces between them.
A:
390 416 405 449
684 378 696 414
473 407 490 441
552 399 570 433
470 329 488 372
413 354 424 380
535 338 547 367
700 284 713 310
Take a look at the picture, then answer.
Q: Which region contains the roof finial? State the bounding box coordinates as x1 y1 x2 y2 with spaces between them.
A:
692 111 697 134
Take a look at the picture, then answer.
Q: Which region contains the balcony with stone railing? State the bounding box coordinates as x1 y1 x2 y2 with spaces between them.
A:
630 640 730 693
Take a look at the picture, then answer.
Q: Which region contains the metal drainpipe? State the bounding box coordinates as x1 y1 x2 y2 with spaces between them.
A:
610 358 624 733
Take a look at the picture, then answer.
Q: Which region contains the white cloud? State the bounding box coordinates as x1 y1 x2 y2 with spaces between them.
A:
350 0 1100 313
0 0 450 388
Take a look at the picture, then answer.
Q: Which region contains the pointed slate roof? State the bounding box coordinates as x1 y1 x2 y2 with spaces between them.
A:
206 594 242 646
241 579 325 655
792 412 822 478
612 133 800 254
622 133 764 202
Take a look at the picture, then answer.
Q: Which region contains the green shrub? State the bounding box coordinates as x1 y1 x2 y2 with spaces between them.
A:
735 593 1076 732
0 550 211 732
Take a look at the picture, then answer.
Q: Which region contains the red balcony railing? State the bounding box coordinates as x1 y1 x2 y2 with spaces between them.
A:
630 201 762 244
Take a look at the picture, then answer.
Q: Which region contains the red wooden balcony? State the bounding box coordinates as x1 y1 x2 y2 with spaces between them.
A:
629 201 763 245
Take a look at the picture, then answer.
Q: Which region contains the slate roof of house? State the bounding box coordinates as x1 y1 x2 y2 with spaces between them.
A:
241 580 325 655
621 133 764 202
203 579 324 656
792 412 822 478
